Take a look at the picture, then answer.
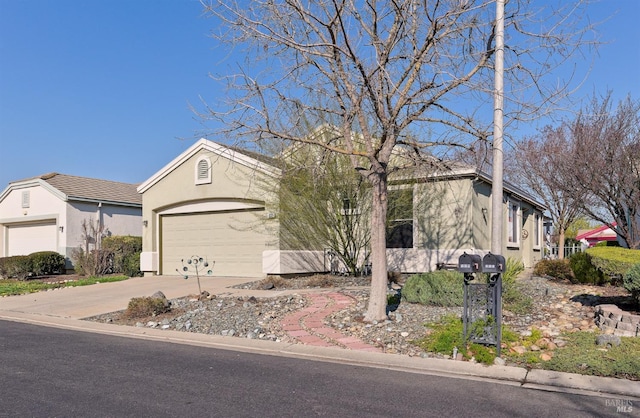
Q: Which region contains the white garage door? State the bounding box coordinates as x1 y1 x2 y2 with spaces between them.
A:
161 210 267 278
7 220 57 256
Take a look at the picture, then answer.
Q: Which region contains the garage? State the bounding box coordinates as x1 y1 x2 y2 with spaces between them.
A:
161 209 267 278
6 220 57 256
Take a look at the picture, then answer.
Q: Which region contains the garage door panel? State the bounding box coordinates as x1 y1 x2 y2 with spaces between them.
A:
161 211 266 278
7 221 57 256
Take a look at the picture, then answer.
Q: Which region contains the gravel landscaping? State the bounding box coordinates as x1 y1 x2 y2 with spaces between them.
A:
85 273 636 361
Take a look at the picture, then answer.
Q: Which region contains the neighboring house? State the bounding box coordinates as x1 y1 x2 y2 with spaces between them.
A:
576 223 619 247
0 173 142 268
138 139 547 279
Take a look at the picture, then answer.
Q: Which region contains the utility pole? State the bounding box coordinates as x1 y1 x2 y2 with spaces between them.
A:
491 0 505 255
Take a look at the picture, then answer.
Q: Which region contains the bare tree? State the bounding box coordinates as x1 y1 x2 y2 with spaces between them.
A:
566 93 640 249
201 0 596 321
512 125 586 258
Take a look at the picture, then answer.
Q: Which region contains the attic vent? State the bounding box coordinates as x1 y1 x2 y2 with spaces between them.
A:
195 156 212 185
22 191 30 208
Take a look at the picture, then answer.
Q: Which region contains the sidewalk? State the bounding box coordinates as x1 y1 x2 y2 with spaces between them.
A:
1 275 638 400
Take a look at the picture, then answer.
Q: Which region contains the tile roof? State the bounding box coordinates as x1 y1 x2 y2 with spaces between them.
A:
35 173 141 206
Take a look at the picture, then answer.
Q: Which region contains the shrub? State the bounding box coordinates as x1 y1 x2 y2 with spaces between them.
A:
102 236 142 277
29 251 66 276
623 263 640 306
124 296 170 318
402 270 463 306
569 252 604 284
533 259 575 282
0 255 33 280
586 247 640 285
502 257 525 286
70 248 113 276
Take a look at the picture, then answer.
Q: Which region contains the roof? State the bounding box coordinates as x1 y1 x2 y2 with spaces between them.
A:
576 223 618 241
0 173 141 206
391 162 548 211
138 138 282 194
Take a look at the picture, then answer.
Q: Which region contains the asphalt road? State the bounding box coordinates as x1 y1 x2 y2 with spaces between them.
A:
0 320 632 417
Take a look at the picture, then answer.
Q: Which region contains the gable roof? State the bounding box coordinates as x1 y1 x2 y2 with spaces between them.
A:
137 138 281 194
392 162 548 211
0 173 141 206
576 223 618 241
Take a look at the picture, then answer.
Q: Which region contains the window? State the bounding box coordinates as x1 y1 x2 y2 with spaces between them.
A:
507 200 521 247
21 191 30 208
386 188 413 248
195 156 212 185
534 212 542 248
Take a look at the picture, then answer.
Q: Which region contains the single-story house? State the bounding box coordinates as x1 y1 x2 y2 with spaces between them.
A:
138 139 547 278
0 173 142 268
576 223 619 247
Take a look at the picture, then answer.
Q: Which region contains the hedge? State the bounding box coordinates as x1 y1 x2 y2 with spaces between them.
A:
585 247 640 283
0 251 65 280
102 236 142 277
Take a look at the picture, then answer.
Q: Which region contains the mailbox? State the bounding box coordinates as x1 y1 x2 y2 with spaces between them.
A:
482 253 505 273
458 253 482 273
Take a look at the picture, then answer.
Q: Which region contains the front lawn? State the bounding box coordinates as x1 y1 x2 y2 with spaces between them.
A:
0 275 129 297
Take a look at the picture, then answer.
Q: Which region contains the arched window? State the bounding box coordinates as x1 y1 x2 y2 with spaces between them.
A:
195 156 212 185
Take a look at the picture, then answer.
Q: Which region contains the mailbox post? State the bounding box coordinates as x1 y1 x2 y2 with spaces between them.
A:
458 252 505 357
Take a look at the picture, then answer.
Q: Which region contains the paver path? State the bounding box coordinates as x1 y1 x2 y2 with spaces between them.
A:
280 292 382 352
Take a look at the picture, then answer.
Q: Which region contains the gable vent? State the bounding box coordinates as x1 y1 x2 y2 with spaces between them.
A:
195 156 212 185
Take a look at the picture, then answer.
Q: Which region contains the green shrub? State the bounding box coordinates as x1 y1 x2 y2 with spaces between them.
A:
533 259 574 282
29 251 66 276
124 296 170 318
569 252 605 284
102 236 142 277
402 270 463 306
0 255 33 280
623 263 640 306
586 247 640 284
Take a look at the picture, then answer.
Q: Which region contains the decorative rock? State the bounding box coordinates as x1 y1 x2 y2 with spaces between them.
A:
540 353 553 361
494 357 506 366
511 345 526 355
263 283 275 290
151 291 171 309
529 344 540 352
596 334 621 347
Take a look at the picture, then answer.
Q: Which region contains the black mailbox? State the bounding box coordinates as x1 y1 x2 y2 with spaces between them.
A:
458 253 482 273
482 253 505 273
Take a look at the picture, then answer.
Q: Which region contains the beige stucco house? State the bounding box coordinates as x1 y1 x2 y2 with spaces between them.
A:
139 139 546 279
386 165 546 272
0 173 142 268
137 139 282 278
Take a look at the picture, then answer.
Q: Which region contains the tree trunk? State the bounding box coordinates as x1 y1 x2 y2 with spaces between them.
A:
558 229 566 260
364 173 389 322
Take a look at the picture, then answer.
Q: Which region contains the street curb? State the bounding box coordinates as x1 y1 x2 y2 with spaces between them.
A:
1 311 638 400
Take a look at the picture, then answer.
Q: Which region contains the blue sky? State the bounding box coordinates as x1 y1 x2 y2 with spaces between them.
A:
0 0 638 189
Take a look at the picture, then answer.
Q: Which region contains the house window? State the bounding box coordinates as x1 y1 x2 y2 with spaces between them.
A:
507 200 521 247
195 156 212 185
21 191 30 208
387 188 413 248
534 212 542 248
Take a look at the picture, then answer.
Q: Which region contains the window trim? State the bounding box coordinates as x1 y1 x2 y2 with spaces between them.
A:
195 156 212 185
507 199 521 248
533 212 542 250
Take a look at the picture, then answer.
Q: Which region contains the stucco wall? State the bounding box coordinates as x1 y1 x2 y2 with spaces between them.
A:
140 148 280 274
0 184 66 256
